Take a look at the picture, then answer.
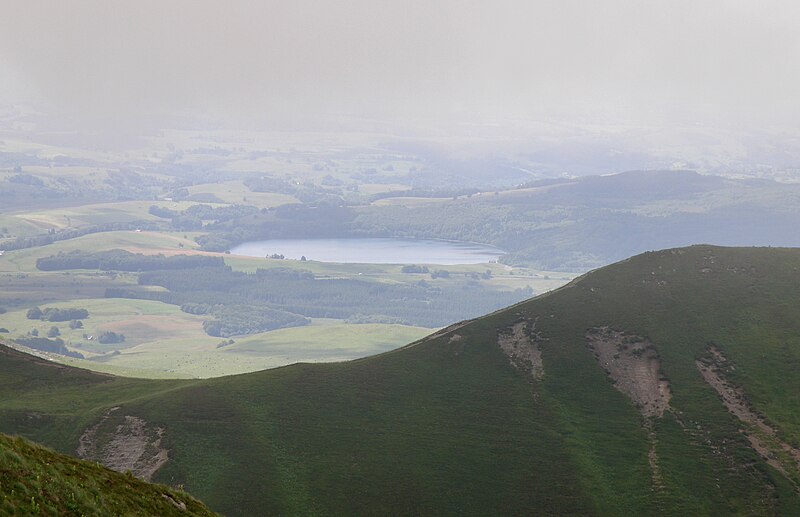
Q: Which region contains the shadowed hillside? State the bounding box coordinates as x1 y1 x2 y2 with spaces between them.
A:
2 245 800 515
0 432 216 516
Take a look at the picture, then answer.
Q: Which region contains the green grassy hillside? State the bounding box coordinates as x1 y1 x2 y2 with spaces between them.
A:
0 432 216 516
2 245 800 515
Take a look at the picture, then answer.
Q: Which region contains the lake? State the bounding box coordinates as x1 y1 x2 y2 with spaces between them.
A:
229 238 505 265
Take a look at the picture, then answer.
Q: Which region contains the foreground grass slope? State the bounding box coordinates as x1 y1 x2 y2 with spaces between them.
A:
0 433 216 516
1 245 800 515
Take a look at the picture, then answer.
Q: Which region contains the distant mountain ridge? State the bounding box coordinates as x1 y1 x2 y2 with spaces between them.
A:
2 245 800 515
355 170 800 269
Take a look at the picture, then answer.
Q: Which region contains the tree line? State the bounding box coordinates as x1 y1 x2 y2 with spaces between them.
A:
36 250 224 272
14 337 84 359
126 265 532 330
27 306 89 322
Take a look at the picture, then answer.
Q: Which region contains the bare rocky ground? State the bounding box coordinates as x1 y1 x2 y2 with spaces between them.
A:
586 327 673 489
697 346 800 486
586 327 672 418
77 407 168 481
497 320 544 381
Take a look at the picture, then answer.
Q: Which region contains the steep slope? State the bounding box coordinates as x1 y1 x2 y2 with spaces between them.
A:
0 432 216 516
2 245 800 515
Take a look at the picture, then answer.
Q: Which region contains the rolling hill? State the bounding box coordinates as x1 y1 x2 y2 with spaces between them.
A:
355 170 800 270
1 245 800 515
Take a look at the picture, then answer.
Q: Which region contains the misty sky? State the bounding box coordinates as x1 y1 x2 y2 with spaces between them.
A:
1 1 799 132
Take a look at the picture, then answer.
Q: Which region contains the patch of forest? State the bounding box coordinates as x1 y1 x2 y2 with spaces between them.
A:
102 265 531 334
26 306 89 322
36 250 224 272
13 337 84 358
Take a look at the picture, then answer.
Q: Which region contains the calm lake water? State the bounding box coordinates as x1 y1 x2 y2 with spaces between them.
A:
230 238 505 265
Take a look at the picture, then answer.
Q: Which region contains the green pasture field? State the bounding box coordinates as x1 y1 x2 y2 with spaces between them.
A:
0 231 202 272
12 200 217 231
0 213 48 240
186 180 299 207
228 320 431 358
0 298 207 352
93 320 432 378
0 271 133 309
0 226 572 380
0 297 433 379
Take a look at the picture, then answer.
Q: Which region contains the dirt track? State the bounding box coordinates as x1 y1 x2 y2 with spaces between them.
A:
697 347 800 483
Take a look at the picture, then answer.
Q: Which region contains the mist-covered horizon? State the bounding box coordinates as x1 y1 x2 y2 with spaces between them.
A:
1 1 799 133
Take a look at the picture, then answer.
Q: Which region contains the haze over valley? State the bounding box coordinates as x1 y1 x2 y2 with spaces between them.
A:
1 1 800 515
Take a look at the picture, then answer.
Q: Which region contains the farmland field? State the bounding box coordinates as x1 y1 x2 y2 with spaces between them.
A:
0 298 433 378
0 231 202 272
0 221 563 379
12 200 216 231
0 158 586 379
186 180 298 207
